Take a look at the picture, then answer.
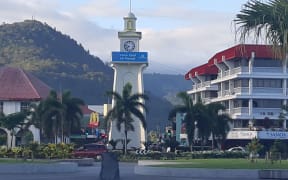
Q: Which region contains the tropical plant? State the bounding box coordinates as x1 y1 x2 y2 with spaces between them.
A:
61 91 84 138
246 138 263 162
270 139 287 160
40 90 63 143
193 102 211 148
31 90 84 143
105 83 148 155
0 111 29 148
108 139 119 150
235 0 288 55
169 91 195 151
206 103 232 150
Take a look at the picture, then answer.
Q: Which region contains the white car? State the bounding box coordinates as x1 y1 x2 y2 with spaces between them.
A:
227 146 246 152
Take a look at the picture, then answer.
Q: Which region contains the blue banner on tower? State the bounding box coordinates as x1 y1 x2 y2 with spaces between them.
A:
112 52 148 63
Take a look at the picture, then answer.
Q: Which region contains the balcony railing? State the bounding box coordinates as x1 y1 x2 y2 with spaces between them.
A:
193 81 212 90
233 87 249 95
217 67 249 78
217 66 283 79
231 107 249 114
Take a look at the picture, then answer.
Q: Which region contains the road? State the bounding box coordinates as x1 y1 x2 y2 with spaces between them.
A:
0 162 260 180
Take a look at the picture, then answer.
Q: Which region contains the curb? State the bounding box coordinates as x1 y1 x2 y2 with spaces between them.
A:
0 162 78 174
135 165 258 179
259 170 288 179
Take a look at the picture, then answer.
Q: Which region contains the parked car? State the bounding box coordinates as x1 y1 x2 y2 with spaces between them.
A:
72 143 108 159
227 146 246 152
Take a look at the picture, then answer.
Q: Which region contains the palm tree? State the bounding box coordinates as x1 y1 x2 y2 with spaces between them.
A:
192 102 211 149
41 90 63 143
32 90 84 143
206 103 231 150
61 91 84 141
105 83 148 155
235 0 288 55
169 92 195 151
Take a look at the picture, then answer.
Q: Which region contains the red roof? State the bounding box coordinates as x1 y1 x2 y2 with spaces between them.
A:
0 66 51 101
81 105 94 115
184 63 217 80
185 44 275 80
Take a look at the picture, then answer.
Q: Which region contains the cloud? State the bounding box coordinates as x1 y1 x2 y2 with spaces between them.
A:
0 0 245 74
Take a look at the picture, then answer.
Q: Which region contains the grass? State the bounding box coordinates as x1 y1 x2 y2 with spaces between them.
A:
153 158 288 169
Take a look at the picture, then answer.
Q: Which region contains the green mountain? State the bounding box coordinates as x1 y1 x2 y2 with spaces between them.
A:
0 20 190 130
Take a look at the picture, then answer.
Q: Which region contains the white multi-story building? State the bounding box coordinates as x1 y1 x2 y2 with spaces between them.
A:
185 44 288 147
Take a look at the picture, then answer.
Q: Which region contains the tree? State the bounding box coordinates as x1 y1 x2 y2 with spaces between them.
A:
206 103 231 150
235 0 288 55
0 111 29 148
40 90 63 143
169 92 195 151
31 90 84 143
193 102 211 149
61 91 84 139
105 83 148 155
108 139 119 150
246 138 263 162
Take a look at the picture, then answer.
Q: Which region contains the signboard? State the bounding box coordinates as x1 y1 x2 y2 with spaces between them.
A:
88 112 99 128
226 131 257 140
258 131 288 139
112 51 148 63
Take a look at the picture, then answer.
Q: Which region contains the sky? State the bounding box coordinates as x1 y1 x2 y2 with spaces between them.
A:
0 0 250 74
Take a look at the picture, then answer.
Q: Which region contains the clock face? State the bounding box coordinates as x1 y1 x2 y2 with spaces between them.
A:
124 40 136 52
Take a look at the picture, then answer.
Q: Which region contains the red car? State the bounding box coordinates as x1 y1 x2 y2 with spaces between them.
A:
72 143 108 159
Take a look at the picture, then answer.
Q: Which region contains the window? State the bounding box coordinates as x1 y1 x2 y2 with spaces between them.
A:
254 58 282 67
253 99 281 108
20 102 30 112
253 79 282 88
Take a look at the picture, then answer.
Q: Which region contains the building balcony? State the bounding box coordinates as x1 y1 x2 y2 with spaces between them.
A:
218 87 283 97
216 66 283 80
192 81 212 89
191 81 218 92
217 67 249 78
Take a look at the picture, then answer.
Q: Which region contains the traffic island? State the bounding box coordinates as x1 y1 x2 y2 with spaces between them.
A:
60 158 95 166
0 162 78 174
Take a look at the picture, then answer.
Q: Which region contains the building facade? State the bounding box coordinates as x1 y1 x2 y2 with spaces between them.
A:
185 44 288 148
0 66 51 147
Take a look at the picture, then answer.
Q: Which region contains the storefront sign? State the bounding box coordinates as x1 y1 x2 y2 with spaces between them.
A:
258 131 288 139
227 131 257 139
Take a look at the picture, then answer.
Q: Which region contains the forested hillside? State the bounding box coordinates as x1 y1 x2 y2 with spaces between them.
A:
0 20 191 130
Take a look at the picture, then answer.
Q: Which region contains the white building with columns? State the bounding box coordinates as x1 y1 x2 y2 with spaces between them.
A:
185 44 288 148
0 66 51 147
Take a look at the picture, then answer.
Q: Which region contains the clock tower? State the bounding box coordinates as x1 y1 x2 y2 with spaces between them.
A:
109 11 148 149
